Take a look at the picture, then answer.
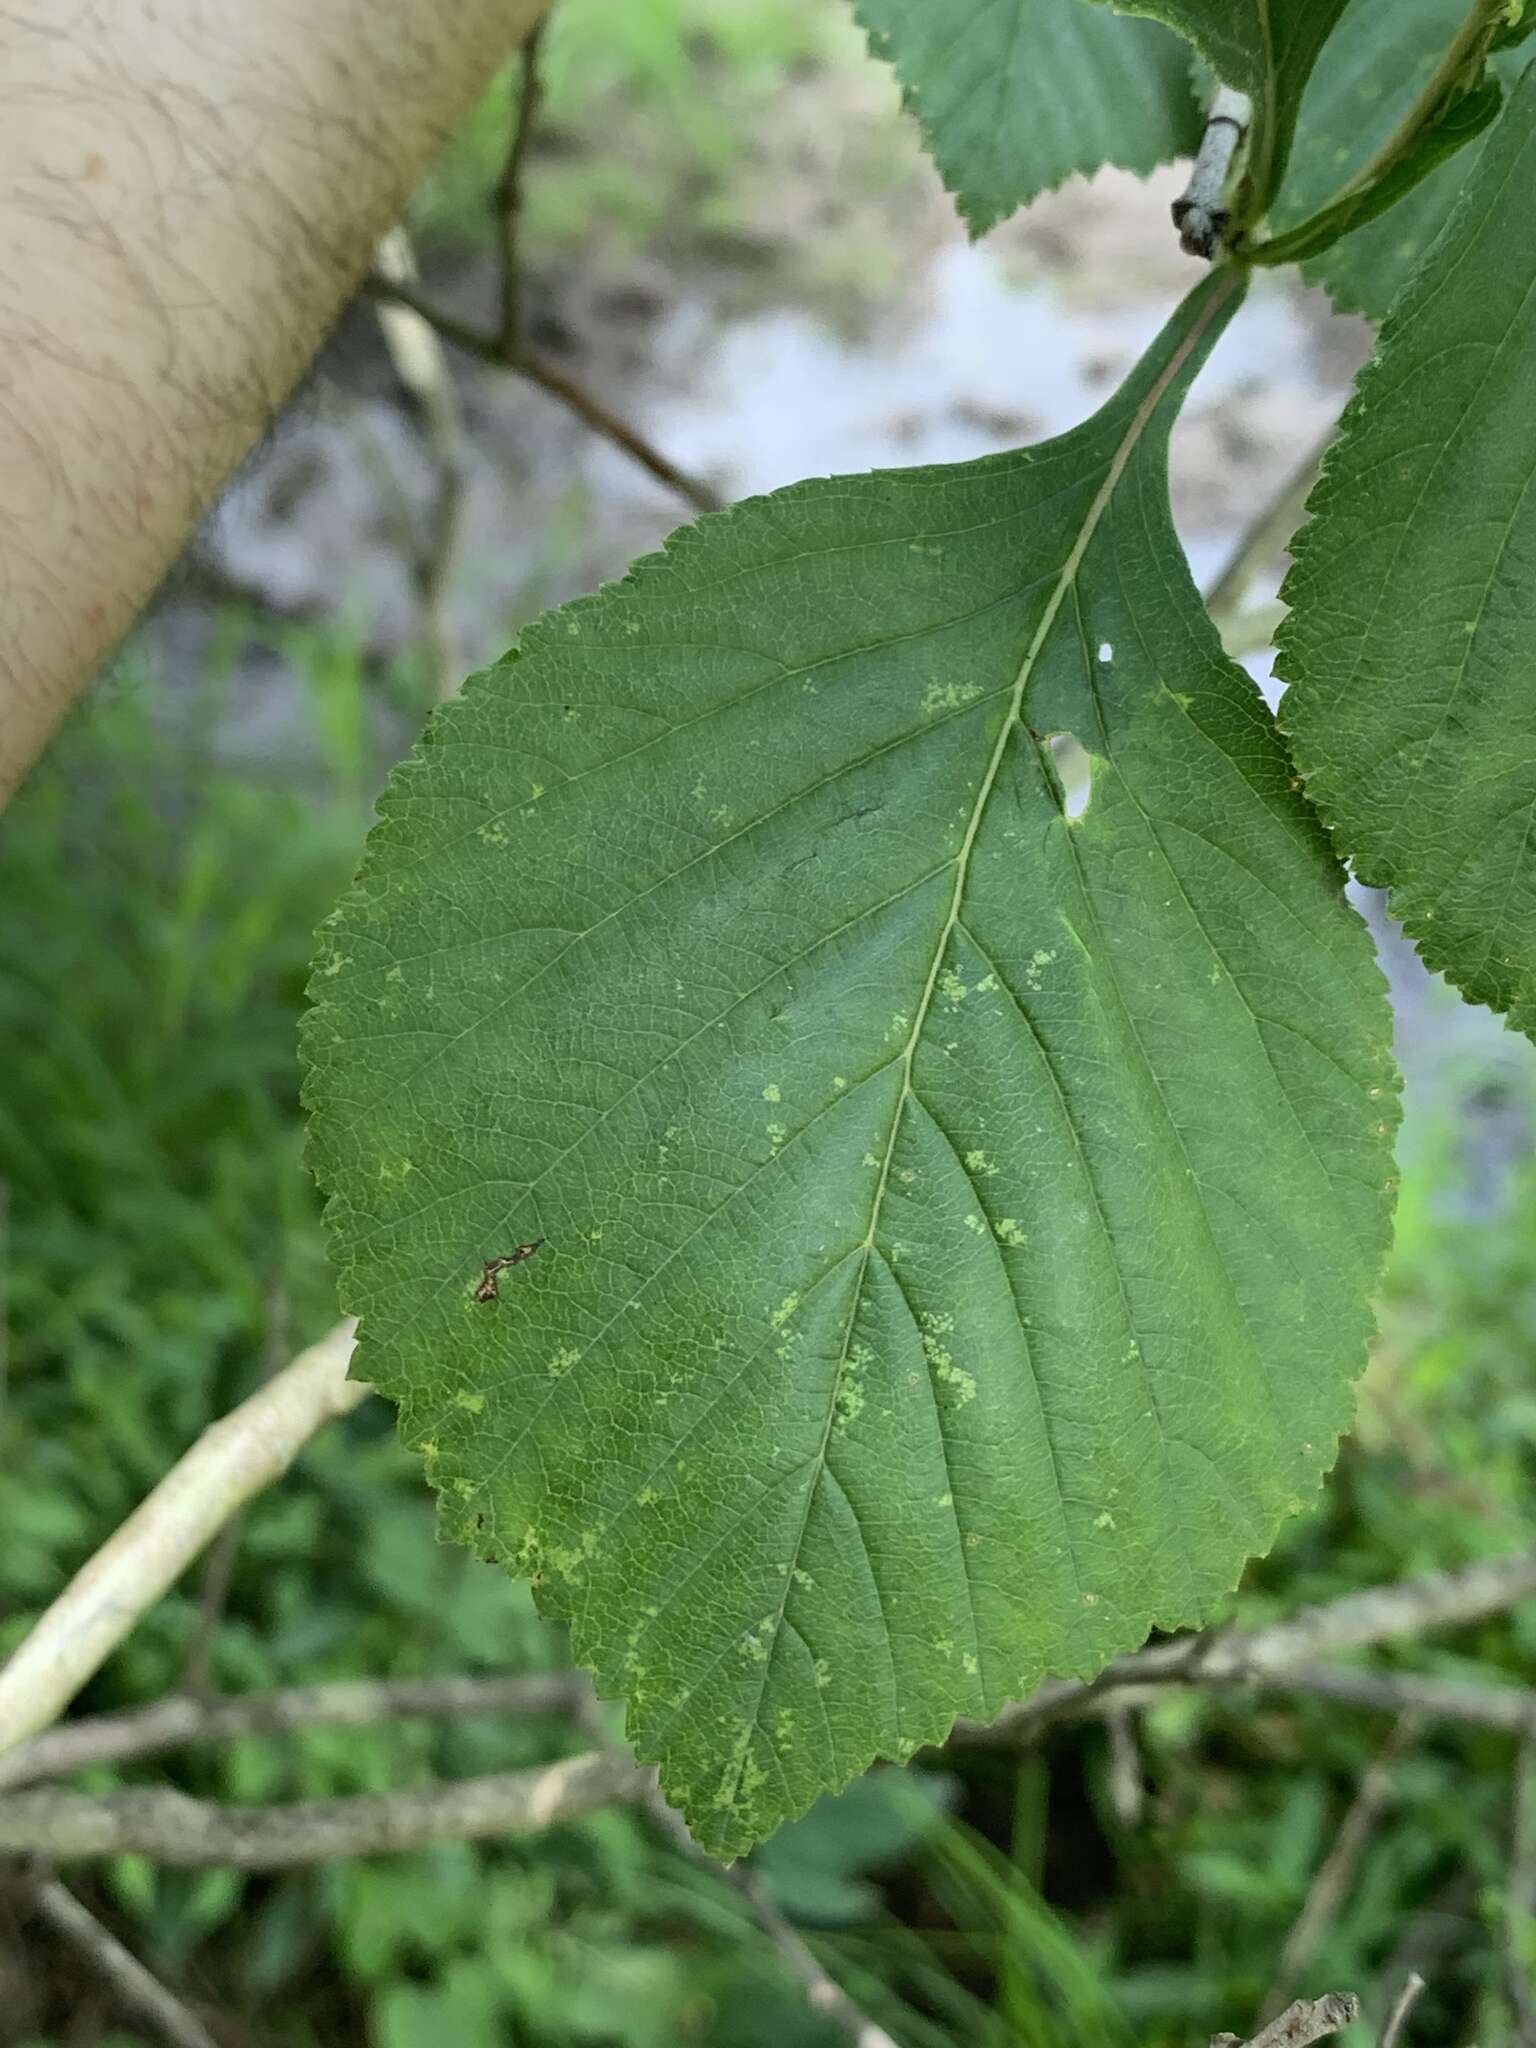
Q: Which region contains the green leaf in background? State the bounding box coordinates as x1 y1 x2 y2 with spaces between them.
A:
305 270 1398 1858
1113 0 1352 207
1272 0 1520 316
852 0 1200 235
1278 66 1536 1039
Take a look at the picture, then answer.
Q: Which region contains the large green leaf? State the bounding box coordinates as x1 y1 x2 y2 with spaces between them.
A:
1273 0 1519 317
1114 0 1352 205
1279 67 1536 1037
305 271 1398 1858
853 0 1200 235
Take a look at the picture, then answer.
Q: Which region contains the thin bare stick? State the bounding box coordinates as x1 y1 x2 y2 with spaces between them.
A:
1264 1716 1419 2018
0 1750 643 1867
1378 1974 1426 2048
1205 420 1336 626
494 19 547 353
179 1522 244 1701
647 1783 899 2048
1211 1993 1360 2048
1105 1706 1146 1829
1508 1730 1536 2043
365 274 723 515
0 1672 589 1791
570 1683 898 2048
374 225 470 698
0 1320 365 1759
179 1283 290 1699
22 1875 220 2048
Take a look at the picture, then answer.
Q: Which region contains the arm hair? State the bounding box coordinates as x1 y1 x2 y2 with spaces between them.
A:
0 0 549 800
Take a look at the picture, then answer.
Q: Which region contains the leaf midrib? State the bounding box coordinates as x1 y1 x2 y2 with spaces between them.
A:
722 272 1243 1793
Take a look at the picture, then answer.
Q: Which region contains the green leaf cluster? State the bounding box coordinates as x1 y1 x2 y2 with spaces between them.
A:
1279 61 1536 1032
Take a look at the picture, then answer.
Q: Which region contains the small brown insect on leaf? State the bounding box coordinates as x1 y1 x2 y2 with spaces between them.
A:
474 1239 545 1302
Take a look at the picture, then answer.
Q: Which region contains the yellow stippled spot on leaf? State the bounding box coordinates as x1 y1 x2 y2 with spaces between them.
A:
762 1083 781 1102
996 1218 1026 1247
964 1148 998 1177
919 1311 976 1405
921 678 982 716
770 1293 800 1329
835 1340 874 1433
454 1389 485 1414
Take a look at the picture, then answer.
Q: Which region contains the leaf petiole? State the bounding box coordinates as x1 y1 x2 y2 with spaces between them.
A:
1240 0 1513 269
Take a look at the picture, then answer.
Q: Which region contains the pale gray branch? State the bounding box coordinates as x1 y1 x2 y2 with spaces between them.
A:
1212 1992 1360 2048
962 1548 1536 1744
0 1671 588 1790
1378 1973 1426 2048
0 1751 644 1866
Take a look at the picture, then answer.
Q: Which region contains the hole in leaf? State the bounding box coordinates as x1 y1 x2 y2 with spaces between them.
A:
1047 731 1092 820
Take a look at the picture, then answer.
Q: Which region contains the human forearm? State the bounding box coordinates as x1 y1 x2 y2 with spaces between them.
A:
0 0 548 800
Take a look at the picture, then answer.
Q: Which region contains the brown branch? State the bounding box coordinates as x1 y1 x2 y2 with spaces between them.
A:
1507 1731 1536 2043
20 1875 221 2048
1212 1993 1361 2048
1264 1716 1419 2019
0 1672 589 1791
0 1751 644 1867
364 274 723 515
494 19 548 353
